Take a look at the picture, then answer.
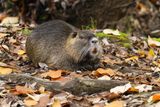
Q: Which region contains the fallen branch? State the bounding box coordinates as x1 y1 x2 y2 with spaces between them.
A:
0 74 127 95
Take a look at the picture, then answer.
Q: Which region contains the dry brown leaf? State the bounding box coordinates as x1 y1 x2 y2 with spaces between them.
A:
35 95 50 107
9 38 17 44
41 70 62 79
127 87 139 93
93 104 104 107
54 77 71 84
0 67 12 75
152 93 160 101
69 72 82 78
1 17 18 25
1 44 9 51
24 99 38 106
0 33 8 39
15 85 36 95
52 99 61 107
102 57 122 65
96 68 116 76
0 12 7 21
148 93 160 103
105 100 126 107
137 50 146 58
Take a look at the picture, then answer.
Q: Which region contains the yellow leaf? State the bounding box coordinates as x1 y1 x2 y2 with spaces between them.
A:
137 50 146 58
125 56 138 62
52 99 61 107
153 61 160 67
127 87 139 93
146 49 155 60
105 100 126 107
17 50 25 55
24 99 38 106
0 67 12 75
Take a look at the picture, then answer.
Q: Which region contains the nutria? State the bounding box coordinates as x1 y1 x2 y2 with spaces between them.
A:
26 20 102 71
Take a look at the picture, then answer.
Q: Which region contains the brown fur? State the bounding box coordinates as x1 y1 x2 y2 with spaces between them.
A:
26 20 102 71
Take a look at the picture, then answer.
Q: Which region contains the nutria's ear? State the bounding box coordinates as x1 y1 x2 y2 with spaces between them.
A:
71 32 78 38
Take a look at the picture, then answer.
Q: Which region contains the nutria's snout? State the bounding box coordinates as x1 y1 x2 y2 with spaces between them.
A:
92 47 98 54
88 37 102 59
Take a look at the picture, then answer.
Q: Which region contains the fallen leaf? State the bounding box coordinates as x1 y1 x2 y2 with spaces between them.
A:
15 85 36 95
98 75 111 80
0 33 8 39
153 61 160 68
27 94 49 102
127 87 139 93
53 93 68 104
1 17 19 25
39 86 46 93
148 93 160 103
103 29 121 35
0 12 7 21
110 83 131 94
146 49 156 60
41 70 62 79
1 44 9 51
0 67 12 75
0 62 8 66
148 36 160 47
52 99 61 107
17 50 25 55
93 104 104 107
87 97 101 104
125 56 139 62
105 100 126 107
9 37 17 44
96 68 116 76
103 57 122 65
0 99 11 107
35 95 50 107
135 84 152 92
136 50 146 58
24 99 38 106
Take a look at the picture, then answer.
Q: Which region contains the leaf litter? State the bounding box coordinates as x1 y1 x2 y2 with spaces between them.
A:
0 2 160 107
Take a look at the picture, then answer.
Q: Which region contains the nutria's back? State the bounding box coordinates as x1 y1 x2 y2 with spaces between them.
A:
26 20 102 71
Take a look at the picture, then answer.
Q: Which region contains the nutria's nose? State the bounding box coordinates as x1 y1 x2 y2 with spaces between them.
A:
91 38 98 44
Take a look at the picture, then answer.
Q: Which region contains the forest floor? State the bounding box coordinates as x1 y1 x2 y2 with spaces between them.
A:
0 1 160 107
0 21 160 107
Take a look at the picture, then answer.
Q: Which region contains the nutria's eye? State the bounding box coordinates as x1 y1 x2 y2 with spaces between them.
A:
71 32 77 38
